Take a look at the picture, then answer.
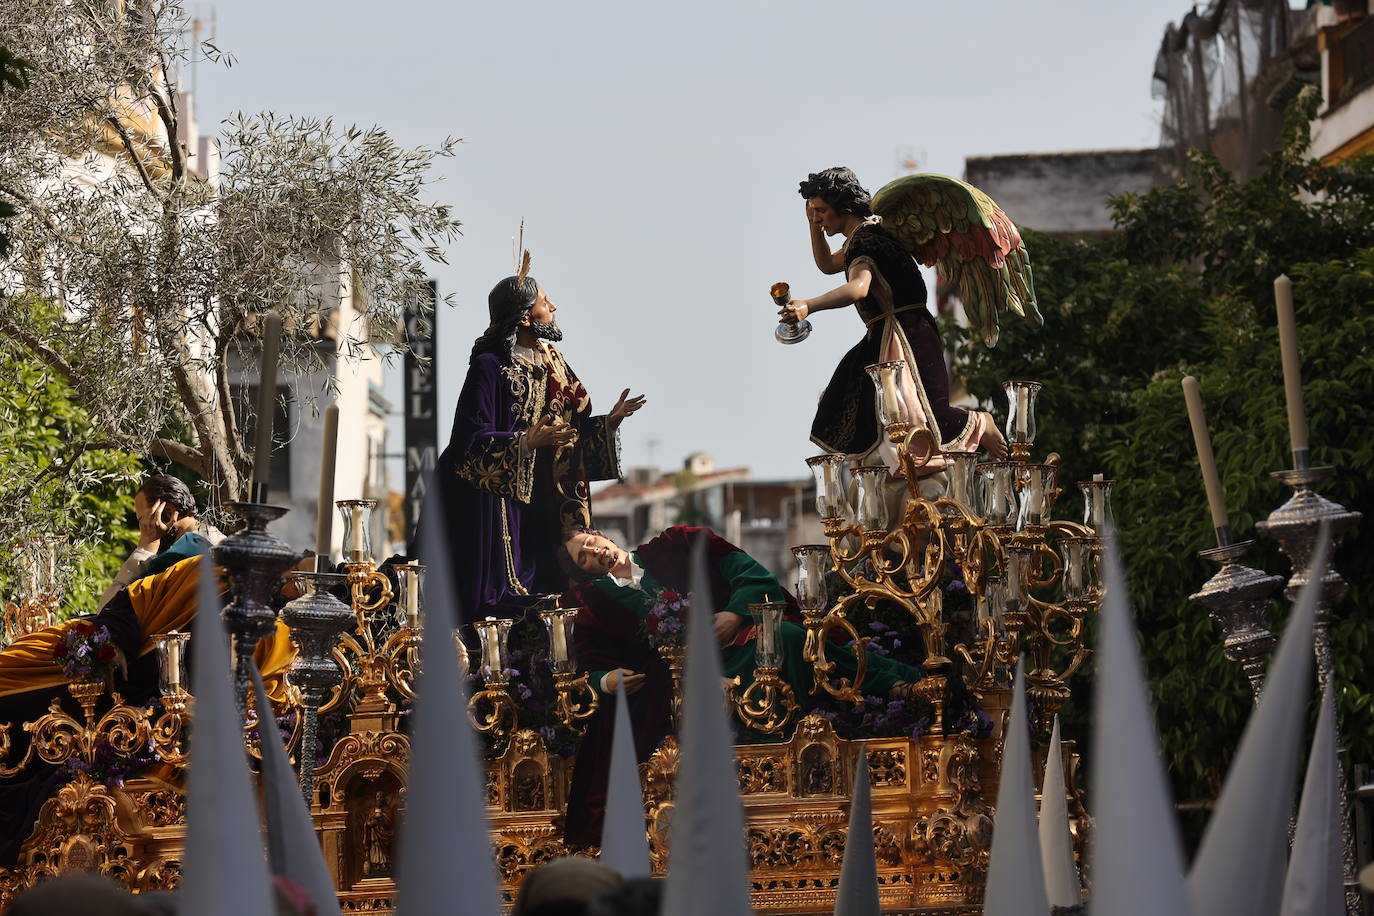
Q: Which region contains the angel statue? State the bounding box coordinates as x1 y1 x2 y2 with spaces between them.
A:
779 166 1041 479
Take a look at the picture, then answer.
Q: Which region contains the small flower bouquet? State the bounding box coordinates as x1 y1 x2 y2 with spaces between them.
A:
642 588 690 651
54 621 118 680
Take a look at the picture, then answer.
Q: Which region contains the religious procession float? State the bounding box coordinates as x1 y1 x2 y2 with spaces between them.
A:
0 166 1356 915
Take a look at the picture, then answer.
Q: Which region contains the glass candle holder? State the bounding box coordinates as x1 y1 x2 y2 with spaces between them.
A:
16 536 65 601
1004 547 1032 614
452 629 471 682
806 455 849 521
864 361 909 429
791 545 831 611
1002 380 1043 449
979 463 1019 527
748 602 788 669
394 563 425 628
473 616 514 686
336 499 377 564
540 607 579 676
977 576 1006 627
1015 464 1058 531
942 450 981 512
1059 537 1099 602
155 630 190 695
1079 478 1115 532
851 466 890 532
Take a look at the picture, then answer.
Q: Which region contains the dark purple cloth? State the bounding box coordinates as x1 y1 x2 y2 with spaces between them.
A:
810 223 970 454
419 350 618 626
422 353 527 625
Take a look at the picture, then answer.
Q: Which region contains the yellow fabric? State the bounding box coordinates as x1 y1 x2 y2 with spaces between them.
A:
0 554 297 704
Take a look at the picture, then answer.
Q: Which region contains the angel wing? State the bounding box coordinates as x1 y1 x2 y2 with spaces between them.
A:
871 173 1041 346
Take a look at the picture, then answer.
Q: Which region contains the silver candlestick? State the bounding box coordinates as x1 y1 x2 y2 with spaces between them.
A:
1255 465 1363 915
280 571 353 805
1188 540 1282 703
213 502 302 715
1255 467 1361 688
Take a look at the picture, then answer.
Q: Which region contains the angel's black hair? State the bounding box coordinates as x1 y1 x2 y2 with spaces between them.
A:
470 275 539 361
798 166 873 217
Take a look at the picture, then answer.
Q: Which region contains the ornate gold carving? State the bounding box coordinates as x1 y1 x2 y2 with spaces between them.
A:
133 789 186 827
730 667 798 735
738 754 788 795
866 748 907 787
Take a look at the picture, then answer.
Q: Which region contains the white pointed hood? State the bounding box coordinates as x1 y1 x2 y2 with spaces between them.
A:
660 537 753 916
1187 529 1327 916
179 557 275 915
394 513 502 916
983 659 1050 916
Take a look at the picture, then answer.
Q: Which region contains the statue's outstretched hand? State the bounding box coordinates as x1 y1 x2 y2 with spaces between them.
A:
608 389 646 430
779 300 810 323
527 415 578 450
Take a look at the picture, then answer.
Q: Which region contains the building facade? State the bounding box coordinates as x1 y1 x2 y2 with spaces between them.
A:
591 452 821 583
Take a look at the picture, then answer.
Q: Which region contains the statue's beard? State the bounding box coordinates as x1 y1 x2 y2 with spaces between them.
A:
528 320 563 342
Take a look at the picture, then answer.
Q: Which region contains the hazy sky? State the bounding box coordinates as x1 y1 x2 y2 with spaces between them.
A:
194 0 1189 482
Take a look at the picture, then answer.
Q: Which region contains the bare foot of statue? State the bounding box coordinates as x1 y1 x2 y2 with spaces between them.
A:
979 420 1008 461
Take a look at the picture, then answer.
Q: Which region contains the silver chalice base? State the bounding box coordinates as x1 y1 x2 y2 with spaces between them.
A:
775 320 812 345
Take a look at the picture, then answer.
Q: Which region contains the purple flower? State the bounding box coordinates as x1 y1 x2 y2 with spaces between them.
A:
517 685 533 700
868 621 888 633
74 644 90 658
539 725 557 743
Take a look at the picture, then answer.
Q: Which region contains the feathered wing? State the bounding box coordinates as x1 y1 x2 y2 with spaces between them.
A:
871 173 1041 346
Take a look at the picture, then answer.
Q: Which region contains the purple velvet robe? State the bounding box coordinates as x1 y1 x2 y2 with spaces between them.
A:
423 344 620 625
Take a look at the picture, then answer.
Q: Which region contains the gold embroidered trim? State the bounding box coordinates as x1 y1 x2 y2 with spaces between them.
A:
498 499 528 596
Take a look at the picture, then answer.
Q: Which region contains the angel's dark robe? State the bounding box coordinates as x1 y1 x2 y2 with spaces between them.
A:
560 526 919 848
424 342 620 625
810 223 982 460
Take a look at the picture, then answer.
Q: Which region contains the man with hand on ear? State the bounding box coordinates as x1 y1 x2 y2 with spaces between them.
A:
97 474 224 610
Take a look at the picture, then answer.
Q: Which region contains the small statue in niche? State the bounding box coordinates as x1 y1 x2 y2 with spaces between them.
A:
513 759 546 811
800 745 834 796
362 791 395 877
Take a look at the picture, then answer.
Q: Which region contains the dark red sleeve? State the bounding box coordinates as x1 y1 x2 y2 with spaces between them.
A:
565 584 645 676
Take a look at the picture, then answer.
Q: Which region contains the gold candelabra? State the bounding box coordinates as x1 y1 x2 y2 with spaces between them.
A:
3 537 68 647
790 371 1107 737
469 617 518 745
323 499 594 756
730 600 798 735
0 666 192 782
541 607 599 732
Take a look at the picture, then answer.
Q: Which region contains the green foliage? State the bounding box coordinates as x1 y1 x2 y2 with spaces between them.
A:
950 95 1374 844
0 45 29 258
0 307 140 617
